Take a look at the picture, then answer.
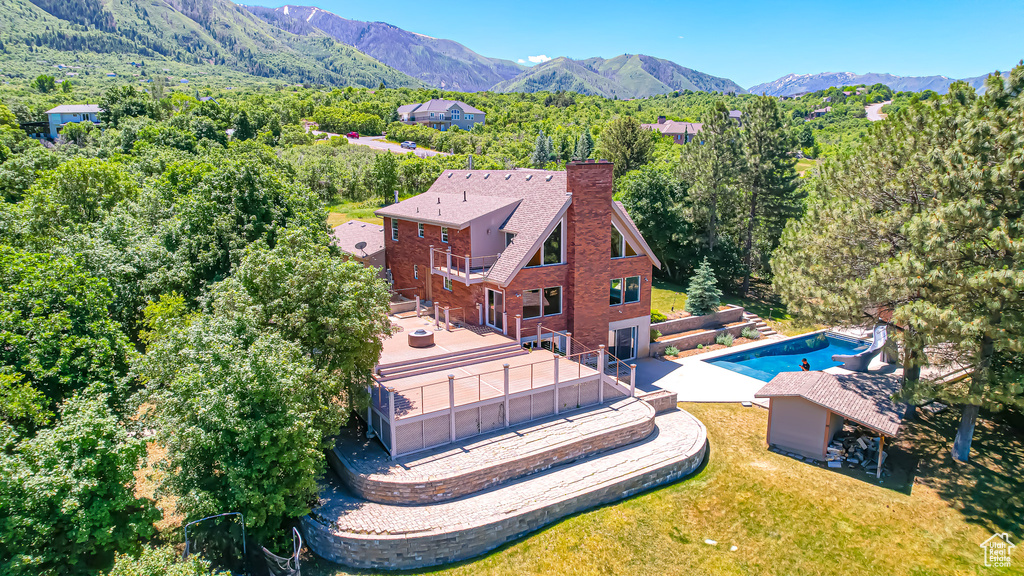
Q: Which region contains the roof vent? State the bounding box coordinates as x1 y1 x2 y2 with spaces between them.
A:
484 173 490 179
546 175 553 181
466 173 471 179
526 175 533 181
463 191 467 202
447 172 453 178
438 208 441 215
505 174 511 180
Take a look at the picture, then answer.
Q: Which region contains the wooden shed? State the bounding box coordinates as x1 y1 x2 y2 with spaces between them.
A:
754 371 906 461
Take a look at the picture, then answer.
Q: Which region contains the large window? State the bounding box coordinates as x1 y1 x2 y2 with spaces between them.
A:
441 227 449 243
391 219 398 241
610 276 641 306
417 223 424 237
443 277 453 291
611 223 639 258
523 286 561 319
527 221 563 267
451 109 460 120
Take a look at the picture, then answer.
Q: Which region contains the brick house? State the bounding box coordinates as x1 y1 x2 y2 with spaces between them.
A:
376 160 660 359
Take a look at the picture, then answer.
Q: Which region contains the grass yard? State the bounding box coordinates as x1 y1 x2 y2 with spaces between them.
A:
306 403 1023 576
326 199 386 227
651 278 820 336
795 158 819 177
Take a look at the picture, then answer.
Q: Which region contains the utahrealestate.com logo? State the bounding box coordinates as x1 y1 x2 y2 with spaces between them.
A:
980 533 1015 568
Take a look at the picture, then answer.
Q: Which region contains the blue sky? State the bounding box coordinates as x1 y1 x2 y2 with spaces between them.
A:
239 0 1023 89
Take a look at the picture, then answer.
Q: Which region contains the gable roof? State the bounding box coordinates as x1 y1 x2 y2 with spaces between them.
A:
398 99 485 116
46 104 101 114
332 220 385 258
755 371 906 436
642 120 703 137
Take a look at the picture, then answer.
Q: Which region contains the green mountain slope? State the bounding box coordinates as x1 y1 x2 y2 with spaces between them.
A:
0 0 422 89
494 54 745 98
245 4 524 92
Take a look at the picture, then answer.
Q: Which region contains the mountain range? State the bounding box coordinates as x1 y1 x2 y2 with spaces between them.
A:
242 4 745 98
0 0 1007 99
748 70 1011 96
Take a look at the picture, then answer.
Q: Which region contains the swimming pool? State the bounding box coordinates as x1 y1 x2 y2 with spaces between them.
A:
704 332 869 382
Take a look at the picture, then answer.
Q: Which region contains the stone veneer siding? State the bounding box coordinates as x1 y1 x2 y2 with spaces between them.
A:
302 426 705 570
330 400 656 505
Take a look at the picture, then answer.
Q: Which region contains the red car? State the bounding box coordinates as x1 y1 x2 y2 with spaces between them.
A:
346 131 359 138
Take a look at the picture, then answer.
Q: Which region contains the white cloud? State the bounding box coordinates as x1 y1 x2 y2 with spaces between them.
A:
518 59 526 64
678 36 684 39
527 55 552 64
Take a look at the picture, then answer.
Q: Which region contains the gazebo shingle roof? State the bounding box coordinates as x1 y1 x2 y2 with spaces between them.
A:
755 371 906 436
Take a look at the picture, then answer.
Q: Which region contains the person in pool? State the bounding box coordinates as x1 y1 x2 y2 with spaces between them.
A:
800 358 810 371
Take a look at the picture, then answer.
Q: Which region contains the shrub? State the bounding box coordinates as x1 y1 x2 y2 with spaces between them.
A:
650 310 667 323
741 327 762 340
664 346 680 357
650 328 661 342
684 257 722 316
696 344 704 349
716 332 734 347
106 545 228 576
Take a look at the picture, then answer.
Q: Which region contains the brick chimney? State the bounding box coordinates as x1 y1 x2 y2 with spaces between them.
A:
565 160 614 351
657 115 666 124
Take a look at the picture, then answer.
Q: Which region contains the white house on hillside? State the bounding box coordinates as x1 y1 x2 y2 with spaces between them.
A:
46 104 101 139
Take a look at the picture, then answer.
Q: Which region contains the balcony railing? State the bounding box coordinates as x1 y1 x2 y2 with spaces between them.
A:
430 246 503 284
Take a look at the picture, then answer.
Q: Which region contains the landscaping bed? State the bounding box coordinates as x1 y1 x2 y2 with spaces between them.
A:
660 336 760 359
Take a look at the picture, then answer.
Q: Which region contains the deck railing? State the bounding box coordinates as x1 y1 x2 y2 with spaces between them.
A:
430 246 502 284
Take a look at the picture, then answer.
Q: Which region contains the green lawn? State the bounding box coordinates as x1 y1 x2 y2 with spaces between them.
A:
306 403 1023 576
795 158 818 177
651 278 817 336
326 199 388 227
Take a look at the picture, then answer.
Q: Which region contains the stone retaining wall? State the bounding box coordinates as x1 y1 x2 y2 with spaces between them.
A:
302 433 707 570
389 299 419 314
331 400 656 505
639 390 678 414
651 305 744 337
649 321 756 357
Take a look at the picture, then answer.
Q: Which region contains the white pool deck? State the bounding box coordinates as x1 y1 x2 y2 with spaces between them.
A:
634 328 903 408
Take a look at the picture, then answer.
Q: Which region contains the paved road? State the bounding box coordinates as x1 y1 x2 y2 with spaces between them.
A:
309 130 448 158
865 101 890 122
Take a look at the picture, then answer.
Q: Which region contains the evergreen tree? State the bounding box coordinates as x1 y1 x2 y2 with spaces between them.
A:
738 95 801 295
573 126 593 160
530 130 549 168
684 257 722 316
679 101 743 252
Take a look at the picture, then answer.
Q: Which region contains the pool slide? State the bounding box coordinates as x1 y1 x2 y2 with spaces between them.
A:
831 324 888 372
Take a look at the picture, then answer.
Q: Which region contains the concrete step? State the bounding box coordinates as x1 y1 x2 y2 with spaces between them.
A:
304 407 708 571
331 397 657 505
377 348 529 382
377 343 523 378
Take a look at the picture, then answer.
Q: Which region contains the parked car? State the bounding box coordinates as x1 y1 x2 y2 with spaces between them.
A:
400 141 417 149
346 131 359 138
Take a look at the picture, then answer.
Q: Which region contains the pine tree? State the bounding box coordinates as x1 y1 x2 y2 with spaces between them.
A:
738 95 801 295
530 130 549 168
574 126 593 160
598 116 654 177
684 257 722 316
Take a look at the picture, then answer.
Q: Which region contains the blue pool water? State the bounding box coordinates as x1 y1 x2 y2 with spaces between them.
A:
705 332 869 382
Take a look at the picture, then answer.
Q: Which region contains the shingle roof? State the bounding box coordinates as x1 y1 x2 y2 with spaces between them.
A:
642 120 703 137
375 189 521 229
398 99 485 116
729 110 742 118
755 371 906 436
46 104 101 114
332 220 385 258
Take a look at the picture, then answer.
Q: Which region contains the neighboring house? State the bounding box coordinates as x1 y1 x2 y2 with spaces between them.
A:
811 106 832 118
642 116 703 144
396 99 485 131
45 104 101 139
332 220 386 278
376 160 661 359
729 109 742 127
